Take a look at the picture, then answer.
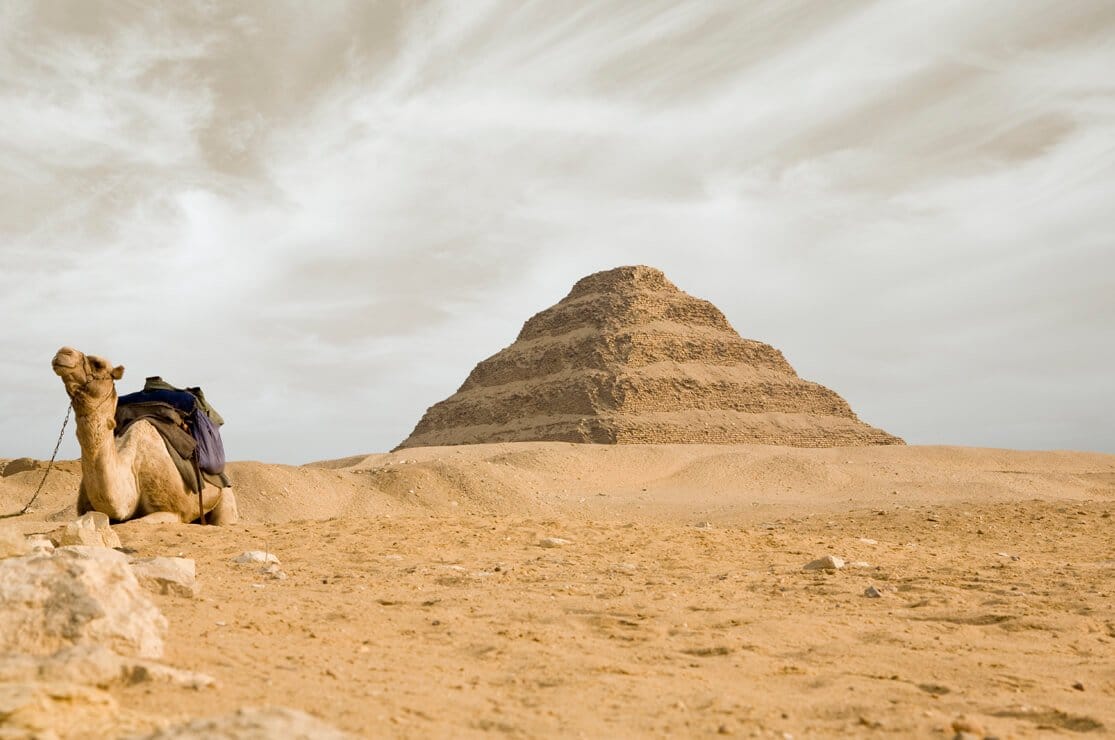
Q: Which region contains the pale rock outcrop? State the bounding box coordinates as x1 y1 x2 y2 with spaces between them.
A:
0 645 212 690
0 527 28 559
0 548 166 659
0 680 119 738
141 707 351 739
131 557 198 598
60 511 123 549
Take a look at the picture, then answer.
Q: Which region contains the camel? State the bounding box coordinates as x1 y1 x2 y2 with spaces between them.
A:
51 346 239 525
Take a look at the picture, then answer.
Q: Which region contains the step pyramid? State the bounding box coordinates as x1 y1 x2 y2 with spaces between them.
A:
396 266 903 449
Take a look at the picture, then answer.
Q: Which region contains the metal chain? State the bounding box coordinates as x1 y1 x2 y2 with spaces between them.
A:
0 404 72 519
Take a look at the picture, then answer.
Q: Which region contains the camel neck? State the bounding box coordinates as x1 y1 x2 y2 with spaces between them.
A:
73 394 137 520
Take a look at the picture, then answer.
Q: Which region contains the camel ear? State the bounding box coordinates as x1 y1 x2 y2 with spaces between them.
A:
112 365 125 380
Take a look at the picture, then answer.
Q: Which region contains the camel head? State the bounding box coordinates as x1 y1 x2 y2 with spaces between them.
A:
52 347 124 416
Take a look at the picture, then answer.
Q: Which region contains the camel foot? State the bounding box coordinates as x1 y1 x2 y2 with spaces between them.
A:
132 512 183 525
206 488 239 526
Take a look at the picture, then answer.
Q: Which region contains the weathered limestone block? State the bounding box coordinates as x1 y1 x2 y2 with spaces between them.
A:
131 557 198 598
0 527 28 560
60 511 123 549
142 707 351 739
0 548 166 659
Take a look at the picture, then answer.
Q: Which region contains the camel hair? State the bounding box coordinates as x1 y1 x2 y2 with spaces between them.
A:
51 346 239 525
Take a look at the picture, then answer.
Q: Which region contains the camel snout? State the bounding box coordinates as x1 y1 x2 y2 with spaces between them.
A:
52 347 80 373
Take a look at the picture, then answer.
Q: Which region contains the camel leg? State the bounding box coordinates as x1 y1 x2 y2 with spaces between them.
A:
76 483 92 516
206 488 239 526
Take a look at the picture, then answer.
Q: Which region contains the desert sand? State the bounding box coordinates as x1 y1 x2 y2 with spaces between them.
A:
2 442 1113 738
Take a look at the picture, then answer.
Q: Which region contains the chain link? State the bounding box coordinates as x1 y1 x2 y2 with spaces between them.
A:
0 404 72 519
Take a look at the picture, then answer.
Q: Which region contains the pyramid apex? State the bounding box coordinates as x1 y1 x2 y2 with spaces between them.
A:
567 265 674 299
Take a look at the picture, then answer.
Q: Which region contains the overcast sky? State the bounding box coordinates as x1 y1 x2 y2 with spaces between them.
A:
2 1 1113 463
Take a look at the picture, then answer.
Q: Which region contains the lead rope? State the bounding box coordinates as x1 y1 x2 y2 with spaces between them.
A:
0 404 72 519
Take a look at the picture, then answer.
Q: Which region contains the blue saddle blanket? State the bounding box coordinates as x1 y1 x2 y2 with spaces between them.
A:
117 389 197 414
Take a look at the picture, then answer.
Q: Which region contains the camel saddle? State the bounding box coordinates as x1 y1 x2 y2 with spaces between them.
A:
115 380 230 494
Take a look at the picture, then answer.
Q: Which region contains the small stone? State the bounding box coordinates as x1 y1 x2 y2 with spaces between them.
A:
858 538 877 545
143 707 351 739
27 535 55 555
59 512 122 549
539 537 571 548
802 555 844 571
1073 681 1084 691
0 527 29 559
131 557 198 598
864 585 883 598
261 563 288 580
849 561 873 569
694 521 713 529
234 551 279 565
950 716 985 736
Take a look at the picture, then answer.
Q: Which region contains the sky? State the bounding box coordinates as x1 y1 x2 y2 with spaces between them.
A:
1 0 1113 463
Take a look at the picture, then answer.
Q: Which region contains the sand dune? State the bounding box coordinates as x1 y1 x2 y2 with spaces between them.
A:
2 443 1113 737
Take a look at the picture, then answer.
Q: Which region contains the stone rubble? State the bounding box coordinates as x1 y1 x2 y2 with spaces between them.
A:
131 557 199 598
802 555 845 571
234 550 280 564
60 511 123 549
140 707 351 739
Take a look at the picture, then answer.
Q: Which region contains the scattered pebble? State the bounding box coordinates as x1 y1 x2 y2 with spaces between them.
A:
858 538 877 545
863 585 883 598
261 563 288 580
694 521 713 529
849 561 873 569
802 555 844 571
1073 681 1085 691
539 537 571 548
950 716 985 736
995 552 1020 561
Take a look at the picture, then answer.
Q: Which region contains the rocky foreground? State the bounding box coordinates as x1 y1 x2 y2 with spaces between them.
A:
1 444 1113 738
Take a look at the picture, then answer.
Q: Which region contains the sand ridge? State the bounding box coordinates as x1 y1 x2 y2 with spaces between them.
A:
3 443 1113 737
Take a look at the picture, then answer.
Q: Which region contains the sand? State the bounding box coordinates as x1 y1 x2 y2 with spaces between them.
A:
2 443 1113 737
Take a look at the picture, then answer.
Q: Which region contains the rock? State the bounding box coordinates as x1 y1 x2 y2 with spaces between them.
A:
950 716 986 736
131 558 198 598
864 585 883 598
234 551 279 565
1073 681 1085 691
849 561 873 569
858 538 877 545
0 680 118 737
59 512 122 549
260 563 287 581
0 548 166 658
0 645 212 690
802 555 844 571
0 527 29 559
26 535 54 556
694 521 713 529
539 537 571 548
142 707 351 739
1 458 40 477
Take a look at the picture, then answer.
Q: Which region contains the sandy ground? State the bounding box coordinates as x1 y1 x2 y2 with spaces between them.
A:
2 443 1114 738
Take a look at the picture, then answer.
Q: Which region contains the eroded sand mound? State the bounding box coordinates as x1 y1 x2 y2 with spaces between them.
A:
2 443 1113 737
398 266 902 448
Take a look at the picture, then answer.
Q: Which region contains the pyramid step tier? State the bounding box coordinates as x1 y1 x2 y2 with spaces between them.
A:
461 324 795 391
402 411 904 448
